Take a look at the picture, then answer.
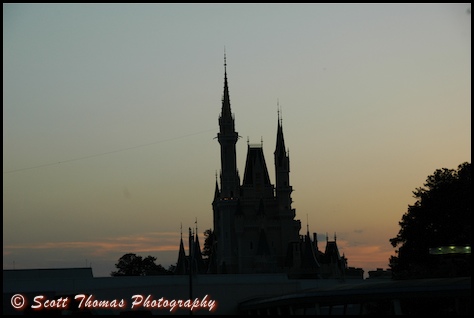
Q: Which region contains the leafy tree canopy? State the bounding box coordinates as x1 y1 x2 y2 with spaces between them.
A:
111 253 172 276
202 228 215 259
389 162 471 279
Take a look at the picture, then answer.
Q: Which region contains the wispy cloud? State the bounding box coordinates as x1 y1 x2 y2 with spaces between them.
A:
3 232 186 275
335 239 394 271
3 231 182 257
4 231 394 274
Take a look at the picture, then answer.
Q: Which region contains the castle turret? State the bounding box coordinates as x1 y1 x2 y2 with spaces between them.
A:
217 53 240 199
212 53 241 273
274 107 301 263
274 108 293 218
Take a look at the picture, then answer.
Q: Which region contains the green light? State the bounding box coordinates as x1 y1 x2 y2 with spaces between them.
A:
429 245 471 255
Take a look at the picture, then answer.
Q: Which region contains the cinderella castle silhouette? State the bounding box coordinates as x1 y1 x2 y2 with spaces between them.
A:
175 55 363 279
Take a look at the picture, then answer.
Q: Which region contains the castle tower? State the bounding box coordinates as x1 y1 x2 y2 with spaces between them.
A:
175 55 357 278
217 52 240 199
209 57 310 275
274 107 301 258
212 53 241 273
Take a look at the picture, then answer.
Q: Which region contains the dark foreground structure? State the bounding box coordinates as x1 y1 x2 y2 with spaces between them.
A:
3 268 470 315
238 276 471 315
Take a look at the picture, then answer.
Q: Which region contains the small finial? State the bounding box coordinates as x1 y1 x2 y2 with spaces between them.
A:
247 136 249 146
277 99 280 121
224 46 227 69
261 136 263 147
277 100 283 126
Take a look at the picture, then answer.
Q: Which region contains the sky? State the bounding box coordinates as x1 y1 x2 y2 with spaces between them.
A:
3 3 471 278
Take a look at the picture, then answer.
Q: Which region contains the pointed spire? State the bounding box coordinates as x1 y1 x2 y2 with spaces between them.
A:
277 99 282 126
224 46 227 75
221 49 231 118
302 227 321 271
193 222 205 274
274 101 287 162
224 49 227 91
175 224 187 274
277 99 280 120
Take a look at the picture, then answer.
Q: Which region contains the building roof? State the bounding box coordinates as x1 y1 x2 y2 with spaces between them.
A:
242 146 271 186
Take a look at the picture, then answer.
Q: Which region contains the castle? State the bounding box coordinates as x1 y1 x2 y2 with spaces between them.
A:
175 55 362 279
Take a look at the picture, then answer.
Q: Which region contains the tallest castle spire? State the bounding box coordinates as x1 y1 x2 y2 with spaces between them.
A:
213 51 242 274
221 49 232 121
217 51 240 198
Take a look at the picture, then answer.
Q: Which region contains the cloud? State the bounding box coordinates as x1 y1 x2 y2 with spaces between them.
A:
3 231 187 276
335 239 394 271
3 231 395 276
3 231 182 257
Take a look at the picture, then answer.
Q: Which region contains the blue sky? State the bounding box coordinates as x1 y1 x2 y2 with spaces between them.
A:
3 3 471 277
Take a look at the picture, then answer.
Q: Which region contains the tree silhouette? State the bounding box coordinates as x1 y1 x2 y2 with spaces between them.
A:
202 228 217 273
389 162 471 279
111 253 172 276
202 228 215 259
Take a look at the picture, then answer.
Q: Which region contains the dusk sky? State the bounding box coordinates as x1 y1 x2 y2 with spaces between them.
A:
3 3 471 278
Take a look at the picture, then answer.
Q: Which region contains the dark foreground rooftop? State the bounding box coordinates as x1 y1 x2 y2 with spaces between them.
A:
238 276 471 315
